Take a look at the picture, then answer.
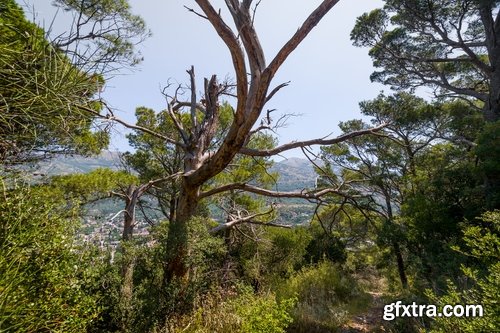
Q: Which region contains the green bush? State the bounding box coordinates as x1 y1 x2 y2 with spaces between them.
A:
426 211 500 333
230 225 311 290
88 216 228 332
235 288 295 333
161 285 295 333
276 261 370 332
0 183 102 332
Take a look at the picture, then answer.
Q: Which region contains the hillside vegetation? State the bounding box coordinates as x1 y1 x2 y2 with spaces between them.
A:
1 1 499 332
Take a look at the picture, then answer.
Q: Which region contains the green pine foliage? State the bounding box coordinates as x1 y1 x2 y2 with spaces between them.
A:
0 0 109 164
426 211 500 333
1 0 499 332
0 182 103 332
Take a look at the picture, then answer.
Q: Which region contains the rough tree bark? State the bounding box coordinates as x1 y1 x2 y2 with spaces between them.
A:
479 2 500 122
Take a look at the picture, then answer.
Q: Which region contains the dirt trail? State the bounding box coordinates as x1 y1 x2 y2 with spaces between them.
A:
338 271 391 333
339 291 387 333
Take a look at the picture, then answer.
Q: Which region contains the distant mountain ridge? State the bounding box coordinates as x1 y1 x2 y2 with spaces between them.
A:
36 151 123 175
38 151 318 225
270 157 317 192
40 152 318 192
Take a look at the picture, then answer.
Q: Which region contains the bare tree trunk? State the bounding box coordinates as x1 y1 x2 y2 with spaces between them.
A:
120 185 139 331
392 241 408 289
122 186 137 241
480 2 500 123
164 182 200 283
485 70 500 122
169 197 177 222
382 187 409 290
479 8 500 205
120 248 136 332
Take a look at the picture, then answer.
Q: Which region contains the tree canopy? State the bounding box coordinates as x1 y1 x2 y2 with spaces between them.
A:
351 0 500 122
1 1 499 332
0 0 148 165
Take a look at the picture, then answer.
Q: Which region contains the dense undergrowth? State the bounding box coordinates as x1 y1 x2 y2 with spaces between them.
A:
4 192 498 332
2 0 500 332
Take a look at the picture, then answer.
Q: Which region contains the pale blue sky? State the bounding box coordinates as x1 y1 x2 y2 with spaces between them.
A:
19 0 385 158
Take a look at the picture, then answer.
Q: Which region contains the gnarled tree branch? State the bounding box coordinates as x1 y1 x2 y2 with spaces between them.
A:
239 123 388 157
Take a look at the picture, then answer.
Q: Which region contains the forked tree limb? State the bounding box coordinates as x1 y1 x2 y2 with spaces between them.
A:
225 0 266 75
210 220 292 234
209 202 292 234
185 0 341 187
209 206 275 233
110 172 182 201
195 0 248 115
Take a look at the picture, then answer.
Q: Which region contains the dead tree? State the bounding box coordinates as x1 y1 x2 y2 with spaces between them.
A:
81 0 387 282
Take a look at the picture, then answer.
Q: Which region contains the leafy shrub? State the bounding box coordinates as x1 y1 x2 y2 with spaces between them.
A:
164 216 227 313
236 226 311 288
426 211 500 333
89 216 227 332
161 285 295 333
0 183 102 332
235 287 295 333
276 261 370 332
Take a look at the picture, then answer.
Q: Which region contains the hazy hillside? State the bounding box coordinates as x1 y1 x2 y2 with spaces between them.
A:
36 151 123 175
42 152 318 192
40 152 318 226
269 157 317 192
